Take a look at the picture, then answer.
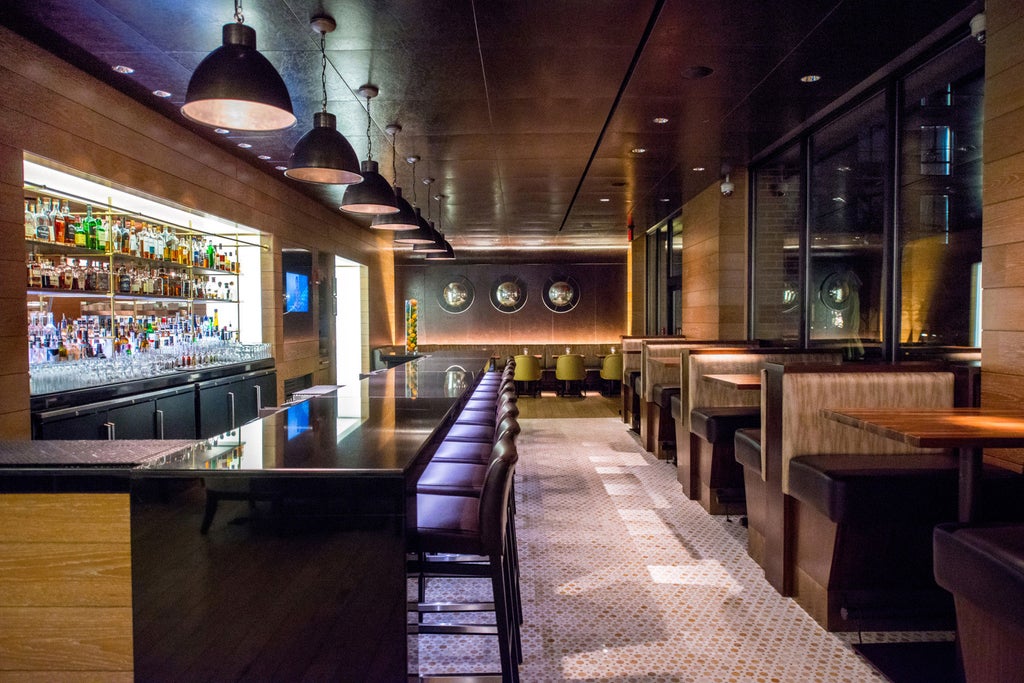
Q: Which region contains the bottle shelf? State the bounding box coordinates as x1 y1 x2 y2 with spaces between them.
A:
27 288 110 299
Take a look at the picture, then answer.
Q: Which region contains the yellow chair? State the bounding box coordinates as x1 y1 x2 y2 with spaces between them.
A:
599 352 623 396
555 353 586 397
513 354 542 396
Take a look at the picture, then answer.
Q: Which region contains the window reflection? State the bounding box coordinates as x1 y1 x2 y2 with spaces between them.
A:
899 36 983 348
751 145 802 342
809 92 887 353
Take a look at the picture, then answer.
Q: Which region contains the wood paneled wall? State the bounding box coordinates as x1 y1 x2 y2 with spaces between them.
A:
0 494 133 681
679 171 748 340
0 26 396 437
981 0 1024 471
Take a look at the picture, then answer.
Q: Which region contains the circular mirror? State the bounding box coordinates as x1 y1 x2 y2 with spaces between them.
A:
490 275 527 313
438 276 474 313
542 275 580 313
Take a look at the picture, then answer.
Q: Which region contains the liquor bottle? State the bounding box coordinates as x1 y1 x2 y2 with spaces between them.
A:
74 207 88 247
27 257 42 288
63 201 78 246
24 200 35 238
35 198 50 241
53 201 66 244
60 258 74 290
44 198 55 241
83 205 98 250
95 215 108 252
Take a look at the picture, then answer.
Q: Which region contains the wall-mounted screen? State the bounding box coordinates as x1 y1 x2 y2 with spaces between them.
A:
285 272 310 313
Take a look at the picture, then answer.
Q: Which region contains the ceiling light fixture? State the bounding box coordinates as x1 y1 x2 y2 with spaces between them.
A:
341 84 399 214
181 0 296 131
152 90 172 98
653 117 669 124
800 74 822 83
371 125 420 230
284 15 362 185
393 166 435 244
112 65 135 74
258 154 271 160
237 142 252 149
631 147 647 154
414 194 448 254
692 166 706 172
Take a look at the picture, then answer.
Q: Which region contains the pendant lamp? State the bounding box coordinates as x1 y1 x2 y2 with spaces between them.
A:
285 16 362 185
371 127 419 230
393 171 436 244
413 222 446 253
424 238 456 260
182 0 296 132
340 85 399 214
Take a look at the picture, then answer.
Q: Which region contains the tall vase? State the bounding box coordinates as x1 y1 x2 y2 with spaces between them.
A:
405 299 418 353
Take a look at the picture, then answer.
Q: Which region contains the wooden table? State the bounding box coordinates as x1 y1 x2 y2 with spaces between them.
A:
821 408 1024 523
703 373 761 390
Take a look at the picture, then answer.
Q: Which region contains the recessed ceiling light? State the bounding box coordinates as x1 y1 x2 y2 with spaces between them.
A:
631 147 647 154
652 117 669 124
599 198 610 202
213 128 231 135
112 65 135 74
275 165 288 171
682 65 714 80
237 142 252 149
659 198 671 202
800 74 822 83
692 166 706 172
258 155 272 160
152 90 172 98
837 165 852 172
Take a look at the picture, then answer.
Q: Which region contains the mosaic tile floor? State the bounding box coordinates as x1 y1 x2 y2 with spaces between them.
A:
411 417 951 681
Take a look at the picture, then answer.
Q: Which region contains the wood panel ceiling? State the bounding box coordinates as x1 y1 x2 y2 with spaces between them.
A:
3 0 977 259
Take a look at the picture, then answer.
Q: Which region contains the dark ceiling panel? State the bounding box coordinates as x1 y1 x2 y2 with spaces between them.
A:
1 0 978 259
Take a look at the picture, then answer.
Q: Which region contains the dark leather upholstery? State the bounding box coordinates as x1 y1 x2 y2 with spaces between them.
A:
418 461 487 496
416 493 484 555
670 394 682 421
934 523 1024 632
788 454 958 523
690 406 760 443
652 384 680 408
431 440 493 464
734 428 762 472
445 415 520 443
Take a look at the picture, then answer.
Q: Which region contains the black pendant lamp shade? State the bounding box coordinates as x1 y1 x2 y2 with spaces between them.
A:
371 186 418 230
285 112 362 184
425 239 456 260
340 85 399 214
182 22 296 132
285 16 361 185
413 223 446 253
393 208 436 244
340 160 399 214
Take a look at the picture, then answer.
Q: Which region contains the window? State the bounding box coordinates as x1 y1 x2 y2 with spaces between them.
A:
750 31 984 357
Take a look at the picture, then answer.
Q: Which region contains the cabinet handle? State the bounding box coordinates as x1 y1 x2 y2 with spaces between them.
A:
104 421 116 440
227 391 236 429
254 385 263 412
156 410 165 439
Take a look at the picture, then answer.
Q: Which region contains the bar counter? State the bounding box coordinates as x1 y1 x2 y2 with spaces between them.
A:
0 350 494 681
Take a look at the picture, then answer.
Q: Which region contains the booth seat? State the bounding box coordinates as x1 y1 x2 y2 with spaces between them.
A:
690 406 760 515
620 336 683 433
934 523 1024 683
755 363 958 631
733 428 764 563
677 349 842 502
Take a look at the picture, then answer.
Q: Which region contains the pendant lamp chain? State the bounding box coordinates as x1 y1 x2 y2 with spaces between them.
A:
234 0 244 23
365 93 373 162
319 33 327 113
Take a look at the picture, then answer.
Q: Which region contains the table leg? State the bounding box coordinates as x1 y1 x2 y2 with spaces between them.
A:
958 446 982 523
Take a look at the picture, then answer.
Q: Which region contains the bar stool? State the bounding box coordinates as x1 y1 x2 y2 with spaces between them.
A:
409 440 521 682
445 415 520 444
455 396 519 427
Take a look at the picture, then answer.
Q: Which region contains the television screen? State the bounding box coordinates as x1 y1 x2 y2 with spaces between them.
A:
284 272 309 313
286 400 311 441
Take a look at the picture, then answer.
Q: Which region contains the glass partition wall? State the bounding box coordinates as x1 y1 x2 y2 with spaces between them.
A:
750 33 983 358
